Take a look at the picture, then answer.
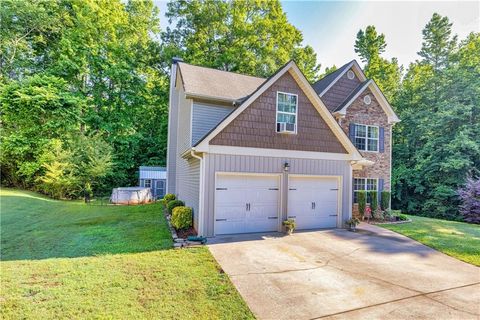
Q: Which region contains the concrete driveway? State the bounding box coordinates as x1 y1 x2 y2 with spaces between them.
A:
208 223 480 319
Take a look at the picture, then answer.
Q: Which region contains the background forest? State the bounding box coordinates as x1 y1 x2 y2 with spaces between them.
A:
1 0 478 221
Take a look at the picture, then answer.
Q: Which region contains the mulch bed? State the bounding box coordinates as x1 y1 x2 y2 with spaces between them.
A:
176 227 197 239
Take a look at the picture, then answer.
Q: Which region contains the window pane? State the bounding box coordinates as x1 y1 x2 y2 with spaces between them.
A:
354 178 365 191
368 126 378 138
367 179 377 191
355 137 366 150
356 125 366 137
277 93 297 113
277 113 296 124
367 139 378 151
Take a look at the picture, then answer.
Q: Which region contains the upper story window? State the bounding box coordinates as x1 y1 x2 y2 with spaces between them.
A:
354 124 379 152
144 179 152 188
276 92 297 133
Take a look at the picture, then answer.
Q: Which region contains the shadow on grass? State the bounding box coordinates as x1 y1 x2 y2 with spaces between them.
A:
0 193 172 262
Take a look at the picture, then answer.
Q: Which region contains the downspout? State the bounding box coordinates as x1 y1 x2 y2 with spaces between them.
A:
190 150 205 236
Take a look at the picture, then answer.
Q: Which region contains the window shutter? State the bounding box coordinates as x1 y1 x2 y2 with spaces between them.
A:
378 179 384 205
379 127 385 152
349 123 356 143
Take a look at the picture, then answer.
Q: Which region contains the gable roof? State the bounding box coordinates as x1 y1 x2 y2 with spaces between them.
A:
177 62 265 102
193 60 363 160
334 79 372 112
312 61 355 95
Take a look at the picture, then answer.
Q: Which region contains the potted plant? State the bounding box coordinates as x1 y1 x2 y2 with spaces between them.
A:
346 217 360 231
283 219 296 235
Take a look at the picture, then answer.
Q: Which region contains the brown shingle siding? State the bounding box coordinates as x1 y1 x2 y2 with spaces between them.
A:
210 72 347 154
322 69 361 111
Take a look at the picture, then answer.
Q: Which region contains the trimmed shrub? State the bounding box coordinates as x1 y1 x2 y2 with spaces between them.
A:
167 199 184 214
163 193 176 203
370 191 378 212
398 214 408 221
357 191 366 217
381 191 391 211
171 206 193 230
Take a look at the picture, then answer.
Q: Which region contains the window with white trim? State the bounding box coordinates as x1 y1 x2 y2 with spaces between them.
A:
353 178 378 203
144 179 152 188
354 124 379 152
276 92 297 133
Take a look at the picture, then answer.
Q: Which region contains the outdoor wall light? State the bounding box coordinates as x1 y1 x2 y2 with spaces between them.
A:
284 161 290 172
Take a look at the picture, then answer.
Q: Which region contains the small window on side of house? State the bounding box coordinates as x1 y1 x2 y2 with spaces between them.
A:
353 178 378 203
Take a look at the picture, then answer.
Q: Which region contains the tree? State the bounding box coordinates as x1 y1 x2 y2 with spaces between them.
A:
161 0 321 81
458 175 480 224
392 13 479 220
354 26 402 101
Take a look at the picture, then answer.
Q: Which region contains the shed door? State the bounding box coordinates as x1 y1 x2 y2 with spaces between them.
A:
215 174 280 235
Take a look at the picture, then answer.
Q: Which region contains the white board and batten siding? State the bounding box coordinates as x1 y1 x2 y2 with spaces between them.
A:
201 153 352 237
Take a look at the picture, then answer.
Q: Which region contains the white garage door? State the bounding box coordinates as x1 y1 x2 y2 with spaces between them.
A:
215 174 280 235
287 176 339 230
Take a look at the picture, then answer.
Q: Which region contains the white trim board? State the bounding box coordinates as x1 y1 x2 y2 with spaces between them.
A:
195 61 364 161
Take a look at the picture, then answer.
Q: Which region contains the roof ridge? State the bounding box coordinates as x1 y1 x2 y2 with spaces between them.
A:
178 61 266 80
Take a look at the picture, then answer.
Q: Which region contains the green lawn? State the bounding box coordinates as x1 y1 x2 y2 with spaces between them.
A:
379 214 480 266
0 189 253 319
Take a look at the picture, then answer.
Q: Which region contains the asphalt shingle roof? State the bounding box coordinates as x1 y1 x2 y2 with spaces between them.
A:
311 60 354 96
177 62 266 102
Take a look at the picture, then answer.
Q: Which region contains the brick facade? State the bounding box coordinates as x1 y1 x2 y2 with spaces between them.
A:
210 72 347 154
339 87 392 217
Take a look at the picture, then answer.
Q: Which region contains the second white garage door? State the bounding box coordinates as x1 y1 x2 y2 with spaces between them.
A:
215 174 280 235
287 176 339 230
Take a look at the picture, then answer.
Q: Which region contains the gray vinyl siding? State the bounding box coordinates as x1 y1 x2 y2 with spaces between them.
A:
201 153 352 237
166 66 181 194
177 157 200 230
191 103 234 145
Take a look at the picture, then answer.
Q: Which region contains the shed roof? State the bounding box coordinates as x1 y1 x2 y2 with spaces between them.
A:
177 62 266 102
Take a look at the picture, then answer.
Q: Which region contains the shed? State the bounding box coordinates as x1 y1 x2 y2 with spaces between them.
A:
139 166 166 199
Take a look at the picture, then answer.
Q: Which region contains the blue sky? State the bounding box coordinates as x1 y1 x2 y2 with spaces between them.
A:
155 1 479 71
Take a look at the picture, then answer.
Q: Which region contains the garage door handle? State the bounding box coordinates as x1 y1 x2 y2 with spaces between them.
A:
268 216 278 219
268 188 279 190
289 188 297 190
216 188 227 190
288 215 296 218
329 214 338 217
330 188 338 191
215 219 227 221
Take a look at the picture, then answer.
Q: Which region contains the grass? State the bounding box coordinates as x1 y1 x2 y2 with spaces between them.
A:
0 189 254 319
379 214 480 266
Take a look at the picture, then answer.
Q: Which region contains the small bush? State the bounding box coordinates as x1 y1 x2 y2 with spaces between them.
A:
357 191 366 217
163 193 176 203
167 199 184 214
398 214 408 221
381 191 391 211
370 191 378 212
171 206 193 230
373 207 384 220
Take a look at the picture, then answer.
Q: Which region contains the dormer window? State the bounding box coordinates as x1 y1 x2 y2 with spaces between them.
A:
276 92 297 134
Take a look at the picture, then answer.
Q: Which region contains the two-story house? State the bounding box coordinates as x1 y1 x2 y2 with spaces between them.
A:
167 58 399 237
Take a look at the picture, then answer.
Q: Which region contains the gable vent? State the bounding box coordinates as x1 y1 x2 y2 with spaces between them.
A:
364 95 372 105
347 70 355 80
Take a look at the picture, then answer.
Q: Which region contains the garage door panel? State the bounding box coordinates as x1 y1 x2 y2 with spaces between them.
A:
288 176 339 230
215 174 279 235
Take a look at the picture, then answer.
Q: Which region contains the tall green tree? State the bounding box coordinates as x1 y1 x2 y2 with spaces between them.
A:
354 26 402 101
161 0 321 81
392 13 479 220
